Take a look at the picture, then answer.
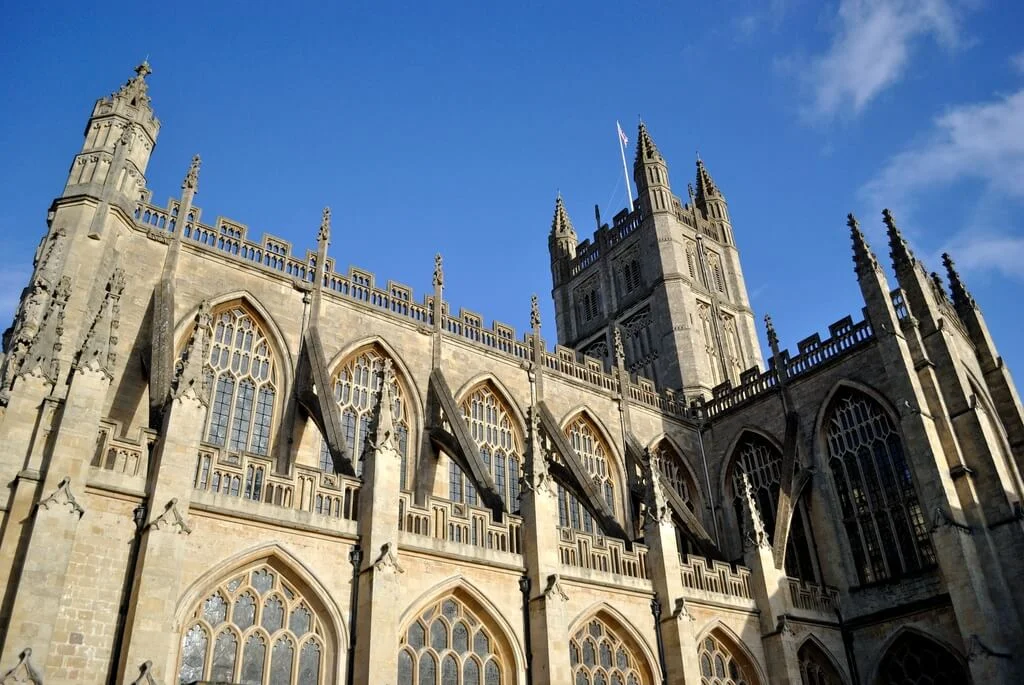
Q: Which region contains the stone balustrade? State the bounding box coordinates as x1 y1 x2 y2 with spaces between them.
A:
91 429 147 478
786 577 841 616
558 527 649 580
679 554 752 601
398 493 522 555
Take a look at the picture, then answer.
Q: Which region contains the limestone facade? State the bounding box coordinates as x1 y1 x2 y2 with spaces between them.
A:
0 63 1021 685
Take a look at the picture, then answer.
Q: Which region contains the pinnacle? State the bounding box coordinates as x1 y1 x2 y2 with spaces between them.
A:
694 156 720 202
764 314 778 349
848 213 879 275
182 154 201 193
942 252 976 309
634 122 663 165
883 208 916 269
318 206 331 245
550 194 576 237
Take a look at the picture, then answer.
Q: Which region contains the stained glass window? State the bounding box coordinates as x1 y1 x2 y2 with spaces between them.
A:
570 618 648 685
729 433 815 580
177 564 327 684
203 306 277 456
555 415 619 533
698 632 755 685
877 632 968 685
449 385 523 512
324 346 410 485
398 596 505 685
824 390 935 584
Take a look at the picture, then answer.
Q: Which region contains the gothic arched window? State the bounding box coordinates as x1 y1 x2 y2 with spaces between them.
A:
729 434 815 580
824 389 935 584
556 415 618 533
177 564 329 684
569 617 651 685
398 596 508 685
321 347 410 487
449 384 522 512
653 441 698 512
204 306 277 456
877 632 968 685
698 631 758 685
798 640 845 685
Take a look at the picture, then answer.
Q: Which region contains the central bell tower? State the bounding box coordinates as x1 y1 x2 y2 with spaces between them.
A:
548 123 761 398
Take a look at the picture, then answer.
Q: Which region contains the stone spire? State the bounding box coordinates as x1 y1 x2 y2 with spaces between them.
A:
77 268 126 377
943 253 976 310
634 122 663 165
694 157 721 203
115 60 153 109
848 213 879 276
550 194 576 239
883 208 916 271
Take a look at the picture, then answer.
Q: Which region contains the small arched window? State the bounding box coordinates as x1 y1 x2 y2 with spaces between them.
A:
570 616 651 685
204 306 277 456
449 384 522 512
729 434 815 580
698 631 757 685
321 347 410 487
398 595 508 685
798 640 845 685
824 389 935 584
177 564 329 684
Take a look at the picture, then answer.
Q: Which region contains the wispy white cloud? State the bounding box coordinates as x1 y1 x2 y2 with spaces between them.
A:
863 88 1024 202
803 0 968 120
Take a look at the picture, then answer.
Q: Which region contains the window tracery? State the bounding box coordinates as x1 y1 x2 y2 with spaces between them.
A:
797 640 844 685
557 415 618 533
620 307 657 384
397 596 506 685
204 306 277 456
653 441 697 511
698 632 755 685
877 632 968 685
177 564 328 684
449 385 522 511
729 434 815 580
569 617 647 685
824 390 935 584
320 347 410 487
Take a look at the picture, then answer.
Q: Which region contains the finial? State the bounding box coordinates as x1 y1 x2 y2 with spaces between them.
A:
530 294 540 330
432 253 444 288
182 154 201 193
551 194 575 237
740 472 770 548
764 314 778 348
883 208 915 269
848 212 879 275
318 207 331 245
613 327 625 366
135 60 152 79
942 252 976 309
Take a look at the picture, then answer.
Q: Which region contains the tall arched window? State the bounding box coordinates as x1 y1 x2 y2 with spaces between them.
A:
824 389 935 584
177 563 330 684
397 595 509 685
876 631 968 685
729 433 815 580
556 415 618 533
321 347 410 487
798 640 845 685
204 306 277 456
449 384 523 512
698 630 758 685
654 440 703 556
569 616 652 685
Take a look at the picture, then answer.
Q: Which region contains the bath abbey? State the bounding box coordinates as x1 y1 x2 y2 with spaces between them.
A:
1 62 1023 685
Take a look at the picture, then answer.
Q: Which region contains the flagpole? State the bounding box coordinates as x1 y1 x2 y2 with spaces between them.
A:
617 121 634 212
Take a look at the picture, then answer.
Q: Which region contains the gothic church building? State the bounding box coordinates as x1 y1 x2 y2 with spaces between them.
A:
1 63 1022 685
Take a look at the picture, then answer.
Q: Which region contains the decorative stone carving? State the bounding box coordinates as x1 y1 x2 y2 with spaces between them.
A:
148 498 192 535
543 573 569 602
522 407 554 495
966 633 1010 661
78 267 126 377
182 154 201 193
317 206 330 245
172 300 212 403
432 253 444 288
931 506 972 535
368 359 400 456
613 327 625 367
672 597 695 623
129 660 162 685
0 648 42 684
740 473 770 549
372 542 405 574
38 477 84 518
530 294 540 329
642 448 671 526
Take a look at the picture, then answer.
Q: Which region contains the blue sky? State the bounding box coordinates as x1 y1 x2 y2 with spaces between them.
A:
2 1 1023 380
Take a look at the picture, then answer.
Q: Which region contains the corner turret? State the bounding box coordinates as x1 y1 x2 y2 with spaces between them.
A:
547 194 577 286
694 156 732 244
633 123 672 215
